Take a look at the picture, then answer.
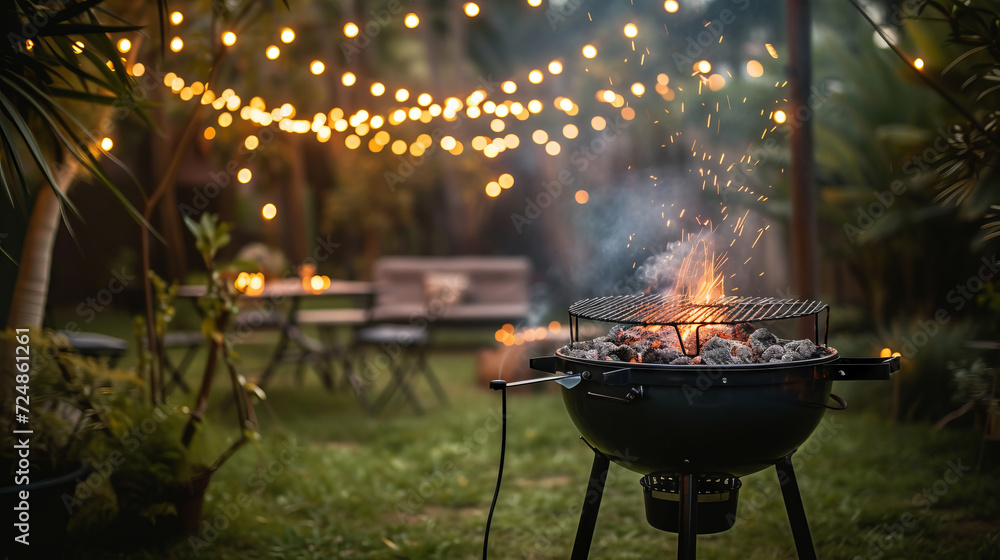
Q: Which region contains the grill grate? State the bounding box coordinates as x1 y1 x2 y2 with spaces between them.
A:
567 294 829 351
569 294 827 325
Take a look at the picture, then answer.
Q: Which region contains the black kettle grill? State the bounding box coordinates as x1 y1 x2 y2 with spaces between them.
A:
487 295 898 560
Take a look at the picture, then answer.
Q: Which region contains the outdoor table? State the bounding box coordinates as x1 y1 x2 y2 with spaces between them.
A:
176 278 374 403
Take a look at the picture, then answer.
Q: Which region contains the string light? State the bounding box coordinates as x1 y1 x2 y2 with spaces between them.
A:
237 168 252 183
262 203 277 219
395 88 410 102
464 2 480 16
101 137 113 150
266 45 280 59
222 31 237 46
344 23 359 37
773 110 787 124
624 23 638 38
548 60 563 74
170 37 183 52
280 28 295 43
914 57 925 70
404 13 419 28
117 38 131 53
582 44 597 58
371 82 385 96
342 71 356 85
664 0 679 12
170 11 183 24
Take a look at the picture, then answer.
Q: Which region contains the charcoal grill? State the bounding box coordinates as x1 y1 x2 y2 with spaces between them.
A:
484 295 898 560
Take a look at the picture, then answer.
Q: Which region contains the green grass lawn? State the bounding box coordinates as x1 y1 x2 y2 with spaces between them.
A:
55 310 1000 559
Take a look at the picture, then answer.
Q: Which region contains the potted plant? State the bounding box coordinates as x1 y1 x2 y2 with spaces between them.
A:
64 213 263 544
0 333 119 557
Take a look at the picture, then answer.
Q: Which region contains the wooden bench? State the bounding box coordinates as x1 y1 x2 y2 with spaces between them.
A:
368 256 531 328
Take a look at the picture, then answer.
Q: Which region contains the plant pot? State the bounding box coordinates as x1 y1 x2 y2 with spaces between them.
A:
174 467 214 534
0 461 91 559
108 465 215 543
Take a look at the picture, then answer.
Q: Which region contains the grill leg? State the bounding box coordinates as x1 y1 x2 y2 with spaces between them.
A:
775 455 817 560
571 450 610 560
677 473 698 560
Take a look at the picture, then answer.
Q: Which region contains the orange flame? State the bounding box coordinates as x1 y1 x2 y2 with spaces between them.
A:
670 237 727 352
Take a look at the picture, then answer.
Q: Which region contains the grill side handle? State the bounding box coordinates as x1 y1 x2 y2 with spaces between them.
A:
529 356 561 374
818 356 900 381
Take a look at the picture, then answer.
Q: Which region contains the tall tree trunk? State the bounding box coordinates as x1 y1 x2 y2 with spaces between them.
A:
6 158 80 330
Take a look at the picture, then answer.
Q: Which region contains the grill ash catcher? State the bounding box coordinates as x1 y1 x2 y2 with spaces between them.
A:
483 295 899 560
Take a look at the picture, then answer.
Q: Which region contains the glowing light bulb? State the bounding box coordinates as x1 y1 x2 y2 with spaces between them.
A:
528 70 543 84
222 31 237 46
624 23 638 38
237 168 252 183
344 23 359 37
262 203 276 220
395 88 409 102
266 45 280 59
464 2 480 16
342 71 356 85
773 110 787 124
311 61 325 75
280 28 295 43
117 38 131 53
404 13 419 28
914 57 925 70
170 11 183 24
371 82 385 96
664 0 679 13
170 37 183 52
100 137 113 150
582 44 597 59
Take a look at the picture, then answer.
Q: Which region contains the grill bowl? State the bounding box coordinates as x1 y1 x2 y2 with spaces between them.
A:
543 350 841 476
